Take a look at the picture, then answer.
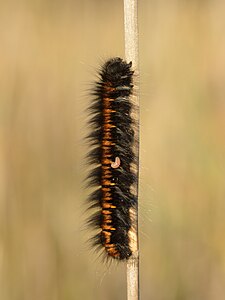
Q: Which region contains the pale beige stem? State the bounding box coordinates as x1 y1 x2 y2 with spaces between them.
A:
123 0 140 300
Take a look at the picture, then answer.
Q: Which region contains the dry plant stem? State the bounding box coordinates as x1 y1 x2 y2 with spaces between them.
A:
124 0 140 300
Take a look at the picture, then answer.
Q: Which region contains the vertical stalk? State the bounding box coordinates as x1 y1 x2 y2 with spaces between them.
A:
123 0 140 300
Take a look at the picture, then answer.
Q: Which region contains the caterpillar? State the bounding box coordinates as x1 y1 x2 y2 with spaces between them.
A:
86 57 137 260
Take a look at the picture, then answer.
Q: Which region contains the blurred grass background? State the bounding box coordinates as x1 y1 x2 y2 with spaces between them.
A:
0 0 225 299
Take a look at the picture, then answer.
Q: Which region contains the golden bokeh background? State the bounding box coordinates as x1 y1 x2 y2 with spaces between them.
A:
1 0 225 299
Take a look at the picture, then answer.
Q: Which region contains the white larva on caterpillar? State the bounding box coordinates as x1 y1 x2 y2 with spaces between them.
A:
111 157 121 169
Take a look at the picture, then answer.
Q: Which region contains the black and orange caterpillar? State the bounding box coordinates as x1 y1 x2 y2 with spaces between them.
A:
86 57 137 260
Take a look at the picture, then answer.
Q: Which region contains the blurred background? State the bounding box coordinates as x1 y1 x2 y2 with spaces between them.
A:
1 0 225 299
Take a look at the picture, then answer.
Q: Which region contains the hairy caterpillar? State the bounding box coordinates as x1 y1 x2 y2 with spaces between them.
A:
86 57 137 260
